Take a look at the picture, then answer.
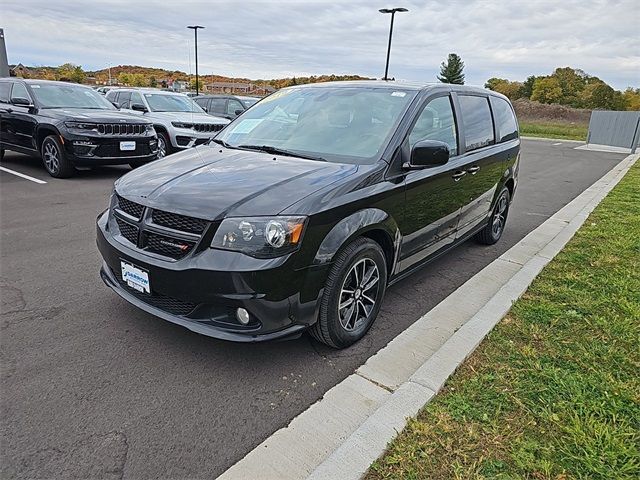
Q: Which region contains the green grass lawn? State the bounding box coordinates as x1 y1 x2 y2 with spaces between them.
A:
520 121 589 141
367 161 640 480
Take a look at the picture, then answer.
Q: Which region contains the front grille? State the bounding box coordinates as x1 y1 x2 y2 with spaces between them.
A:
151 210 207 234
117 195 144 219
97 123 148 135
192 123 224 133
116 217 139 245
114 270 196 316
112 197 209 260
94 142 151 158
145 232 195 259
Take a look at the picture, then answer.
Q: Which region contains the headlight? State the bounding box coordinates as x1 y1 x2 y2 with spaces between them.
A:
171 122 193 129
211 216 307 258
64 121 98 131
145 124 155 133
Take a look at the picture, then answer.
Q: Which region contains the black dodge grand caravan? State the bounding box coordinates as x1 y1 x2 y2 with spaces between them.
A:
97 81 520 348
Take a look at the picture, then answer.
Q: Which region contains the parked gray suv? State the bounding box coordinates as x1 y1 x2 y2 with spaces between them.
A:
106 88 229 157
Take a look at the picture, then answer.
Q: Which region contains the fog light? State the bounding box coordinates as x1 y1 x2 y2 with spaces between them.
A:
236 308 250 325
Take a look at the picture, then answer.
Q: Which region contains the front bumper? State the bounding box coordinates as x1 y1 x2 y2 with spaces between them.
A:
96 211 328 342
62 132 158 166
168 126 224 149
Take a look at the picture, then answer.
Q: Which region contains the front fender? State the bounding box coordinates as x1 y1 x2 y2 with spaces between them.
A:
313 208 400 268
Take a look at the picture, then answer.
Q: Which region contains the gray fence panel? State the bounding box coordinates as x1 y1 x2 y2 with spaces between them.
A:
587 110 640 150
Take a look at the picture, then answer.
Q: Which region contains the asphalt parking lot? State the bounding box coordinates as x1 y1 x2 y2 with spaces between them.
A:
0 139 626 479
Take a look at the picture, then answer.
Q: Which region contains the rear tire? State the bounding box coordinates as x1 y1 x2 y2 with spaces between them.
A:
476 187 510 245
310 237 387 349
41 135 75 178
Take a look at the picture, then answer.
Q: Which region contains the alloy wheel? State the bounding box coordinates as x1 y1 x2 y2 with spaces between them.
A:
338 258 380 331
492 194 508 238
157 136 167 158
43 141 60 174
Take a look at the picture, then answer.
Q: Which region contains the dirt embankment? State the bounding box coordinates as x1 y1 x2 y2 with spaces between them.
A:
513 99 591 125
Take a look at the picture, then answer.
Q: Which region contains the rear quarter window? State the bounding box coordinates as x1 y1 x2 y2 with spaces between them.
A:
491 96 519 142
458 95 495 152
0 82 10 103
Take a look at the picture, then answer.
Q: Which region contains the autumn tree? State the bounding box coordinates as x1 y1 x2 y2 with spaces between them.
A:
531 77 563 104
57 63 85 83
484 78 524 100
438 53 465 84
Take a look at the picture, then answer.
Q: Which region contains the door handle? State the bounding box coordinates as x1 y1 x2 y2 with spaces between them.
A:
452 171 467 182
467 165 480 175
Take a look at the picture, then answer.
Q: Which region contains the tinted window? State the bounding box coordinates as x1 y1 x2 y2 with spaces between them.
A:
117 91 131 108
106 90 117 102
130 91 144 107
210 98 226 114
408 96 457 156
227 99 244 116
143 93 204 113
491 97 518 142
11 82 31 102
0 82 10 103
194 97 209 110
458 95 494 151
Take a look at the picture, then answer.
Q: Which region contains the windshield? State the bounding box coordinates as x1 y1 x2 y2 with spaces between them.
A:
216 86 416 164
31 83 116 109
143 93 205 113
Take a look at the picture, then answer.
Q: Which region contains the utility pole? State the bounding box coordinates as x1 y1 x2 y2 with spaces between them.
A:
187 25 205 95
378 8 408 81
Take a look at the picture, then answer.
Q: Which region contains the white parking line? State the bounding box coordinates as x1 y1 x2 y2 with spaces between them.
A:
552 142 563 145
0 167 47 184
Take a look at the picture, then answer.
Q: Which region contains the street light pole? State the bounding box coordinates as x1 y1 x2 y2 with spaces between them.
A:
379 8 408 81
187 25 204 95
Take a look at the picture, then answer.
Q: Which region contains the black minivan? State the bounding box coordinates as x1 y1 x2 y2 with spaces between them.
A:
97 81 519 348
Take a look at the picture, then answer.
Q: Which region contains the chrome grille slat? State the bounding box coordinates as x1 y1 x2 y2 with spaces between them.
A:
86 123 147 135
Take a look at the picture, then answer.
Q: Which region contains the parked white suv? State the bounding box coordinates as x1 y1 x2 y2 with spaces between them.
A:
106 88 229 158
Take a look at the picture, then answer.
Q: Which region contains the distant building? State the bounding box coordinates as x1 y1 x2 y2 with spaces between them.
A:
169 80 189 92
9 63 30 77
205 81 275 96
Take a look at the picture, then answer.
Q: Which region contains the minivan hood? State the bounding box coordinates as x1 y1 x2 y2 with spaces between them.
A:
115 146 357 219
38 108 150 123
147 111 229 125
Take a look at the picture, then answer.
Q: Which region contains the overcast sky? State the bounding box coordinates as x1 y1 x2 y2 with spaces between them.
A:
3 0 639 89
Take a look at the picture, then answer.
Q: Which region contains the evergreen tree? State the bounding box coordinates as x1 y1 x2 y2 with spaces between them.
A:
438 53 465 84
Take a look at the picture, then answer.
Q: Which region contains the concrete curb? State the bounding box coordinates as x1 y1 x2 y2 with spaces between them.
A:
219 152 638 480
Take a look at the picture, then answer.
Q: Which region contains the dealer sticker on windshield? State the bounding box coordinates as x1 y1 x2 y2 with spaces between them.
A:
121 261 151 294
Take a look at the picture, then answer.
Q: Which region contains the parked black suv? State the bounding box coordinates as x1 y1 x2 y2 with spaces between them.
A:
194 94 259 120
97 81 520 348
0 79 158 178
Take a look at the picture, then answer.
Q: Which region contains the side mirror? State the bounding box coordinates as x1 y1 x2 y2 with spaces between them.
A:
12 97 33 107
405 140 450 169
234 109 243 116
131 103 148 113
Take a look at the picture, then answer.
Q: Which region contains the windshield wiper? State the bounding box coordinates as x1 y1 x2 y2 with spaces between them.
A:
210 138 241 149
237 145 325 162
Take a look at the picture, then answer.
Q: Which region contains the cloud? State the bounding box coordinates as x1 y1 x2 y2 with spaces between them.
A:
2 0 639 89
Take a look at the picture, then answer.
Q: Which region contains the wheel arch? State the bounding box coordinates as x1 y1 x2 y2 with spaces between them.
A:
35 125 61 153
313 208 400 275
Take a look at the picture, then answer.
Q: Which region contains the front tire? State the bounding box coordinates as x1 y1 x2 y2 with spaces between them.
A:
156 131 172 159
41 135 75 178
476 187 510 245
310 237 387 349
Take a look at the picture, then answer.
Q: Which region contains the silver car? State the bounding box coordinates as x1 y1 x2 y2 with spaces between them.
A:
106 88 229 158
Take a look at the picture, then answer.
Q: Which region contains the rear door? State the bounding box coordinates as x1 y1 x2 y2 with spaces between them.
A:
209 97 227 117
0 81 13 147
398 93 466 269
454 93 505 238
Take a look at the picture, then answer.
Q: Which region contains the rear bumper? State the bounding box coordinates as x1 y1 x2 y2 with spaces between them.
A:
96 211 328 342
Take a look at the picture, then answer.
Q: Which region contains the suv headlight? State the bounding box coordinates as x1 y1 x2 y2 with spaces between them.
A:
145 124 155 133
211 216 307 258
64 121 98 131
171 122 193 129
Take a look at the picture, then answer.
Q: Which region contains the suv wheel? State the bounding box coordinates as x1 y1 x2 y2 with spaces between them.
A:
476 187 510 245
156 132 171 159
41 135 75 178
310 237 387 348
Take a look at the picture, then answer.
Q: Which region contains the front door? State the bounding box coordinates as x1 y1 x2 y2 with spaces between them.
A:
398 94 465 271
8 82 38 151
